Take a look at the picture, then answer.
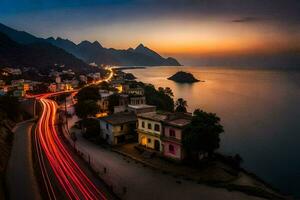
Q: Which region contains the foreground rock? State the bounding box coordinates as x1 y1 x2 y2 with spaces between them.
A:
168 71 200 83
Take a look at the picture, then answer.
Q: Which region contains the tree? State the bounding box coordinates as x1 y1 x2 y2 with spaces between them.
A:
80 118 100 139
75 85 100 102
74 100 99 119
175 98 188 112
0 95 20 121
183 109 224 158
144 84 174 112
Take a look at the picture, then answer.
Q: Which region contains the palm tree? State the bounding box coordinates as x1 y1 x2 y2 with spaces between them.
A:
175 98 188 112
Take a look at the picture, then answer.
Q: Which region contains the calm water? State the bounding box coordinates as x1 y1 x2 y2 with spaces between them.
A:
124 66 300 197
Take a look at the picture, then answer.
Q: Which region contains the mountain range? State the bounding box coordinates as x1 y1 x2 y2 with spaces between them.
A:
0 32 96 75
0 23 181 68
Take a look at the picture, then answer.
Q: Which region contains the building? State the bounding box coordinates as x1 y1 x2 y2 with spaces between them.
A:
137 112 169 152
99 112 137 145
79 75 87 83
3 67 22 75
129 95 146 105
55 76 61 84
162 113 192 161
123 85 144 96
97 91 113 111
128 104 156 114
49 83 57 92
13 90 25 97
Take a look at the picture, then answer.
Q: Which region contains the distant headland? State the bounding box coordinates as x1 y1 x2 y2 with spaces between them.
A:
168 71 200 83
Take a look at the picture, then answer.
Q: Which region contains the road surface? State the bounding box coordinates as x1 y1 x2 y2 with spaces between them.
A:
32 68 114 200
66 112 265 200
34 96 109 200
6 120 42 200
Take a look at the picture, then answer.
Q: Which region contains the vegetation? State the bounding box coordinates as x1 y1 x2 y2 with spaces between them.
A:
74 100 99 119
80 118 100 139
0 95 21 121
143 84 174 112
168 71 199 83
175 98 188 112
183 109 224 158
107 93 120 114
124 73 136 80
75 85 100 102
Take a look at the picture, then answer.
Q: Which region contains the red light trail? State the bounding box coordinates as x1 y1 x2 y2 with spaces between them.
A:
34 94 107 200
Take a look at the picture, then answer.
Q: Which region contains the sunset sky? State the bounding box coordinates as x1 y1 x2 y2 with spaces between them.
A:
1 0 300 65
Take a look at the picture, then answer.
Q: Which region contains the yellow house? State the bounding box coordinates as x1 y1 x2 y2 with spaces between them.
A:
137 112 169 152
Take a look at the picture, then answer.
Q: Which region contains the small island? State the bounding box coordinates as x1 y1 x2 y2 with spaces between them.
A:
168 71 200 83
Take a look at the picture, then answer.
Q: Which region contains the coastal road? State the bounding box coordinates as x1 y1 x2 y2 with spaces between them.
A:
6 120 42 200
66 113 266 200
34 96 108 199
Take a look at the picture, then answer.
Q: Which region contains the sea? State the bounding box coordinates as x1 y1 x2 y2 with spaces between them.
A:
123 66 300 197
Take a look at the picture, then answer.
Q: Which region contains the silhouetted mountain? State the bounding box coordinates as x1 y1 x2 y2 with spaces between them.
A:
0 22 181 66
48 38 181 66
0 23 42 44
0 32 96 74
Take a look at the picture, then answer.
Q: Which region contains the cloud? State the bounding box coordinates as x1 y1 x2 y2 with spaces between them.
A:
231 17 260 23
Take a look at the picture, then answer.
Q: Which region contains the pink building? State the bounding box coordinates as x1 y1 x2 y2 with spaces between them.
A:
162 113 192 161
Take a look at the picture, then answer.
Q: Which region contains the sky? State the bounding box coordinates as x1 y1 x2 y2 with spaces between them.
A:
1 0 300 65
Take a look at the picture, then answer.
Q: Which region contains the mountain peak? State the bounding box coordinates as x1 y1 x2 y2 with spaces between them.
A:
136 43 145 50
92 41 102 48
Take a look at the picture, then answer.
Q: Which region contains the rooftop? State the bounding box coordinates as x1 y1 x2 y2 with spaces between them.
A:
128 104 156 109
98 112 137 125
137 111 169 122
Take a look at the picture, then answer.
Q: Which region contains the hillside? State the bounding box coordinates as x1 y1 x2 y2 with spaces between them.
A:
0 32 97 74
0 23 181 66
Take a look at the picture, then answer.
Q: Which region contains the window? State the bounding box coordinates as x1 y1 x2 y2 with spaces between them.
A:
169 144 175 153
141 121 145 128
169 129 175 137
154 124 160 131
120 125 123 131
147 138 151 143
148 123 152 129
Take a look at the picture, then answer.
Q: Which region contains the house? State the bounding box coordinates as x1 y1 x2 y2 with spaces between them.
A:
137 112 169 152
49 83 57 92
97 90 113 111
98 112 137 145
129 95 146 105
128 104 156 114
162 113 192 161
122 84 144 96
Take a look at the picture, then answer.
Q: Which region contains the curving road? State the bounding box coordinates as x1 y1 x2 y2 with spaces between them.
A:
6 120 42 200
34 95 107 200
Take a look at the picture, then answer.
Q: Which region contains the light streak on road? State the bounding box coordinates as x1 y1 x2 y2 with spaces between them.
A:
33 68 114 199
35 96 107 200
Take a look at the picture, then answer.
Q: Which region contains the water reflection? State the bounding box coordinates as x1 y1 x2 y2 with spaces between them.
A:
124 66 300 197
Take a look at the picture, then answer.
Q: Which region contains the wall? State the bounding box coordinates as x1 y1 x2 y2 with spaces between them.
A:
164 126 182 140
163 141 182 160
138 132 162 152
137 118 162 135
99 120 113 144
